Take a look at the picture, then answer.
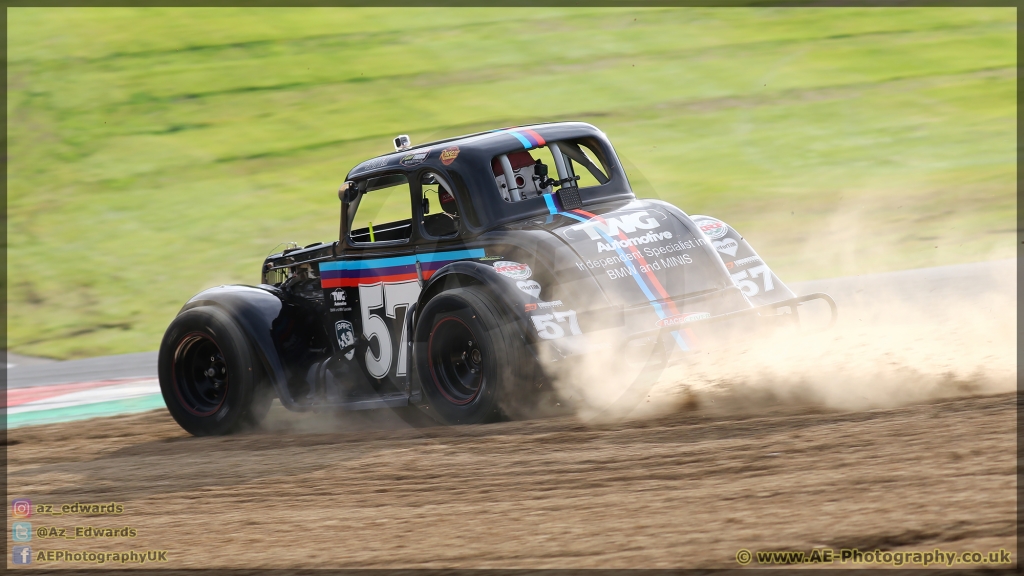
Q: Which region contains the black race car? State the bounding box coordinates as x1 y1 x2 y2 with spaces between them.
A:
159 122 836 435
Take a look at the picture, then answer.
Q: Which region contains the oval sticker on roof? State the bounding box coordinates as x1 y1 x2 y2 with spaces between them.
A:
440 146 460 165
399 148 431 167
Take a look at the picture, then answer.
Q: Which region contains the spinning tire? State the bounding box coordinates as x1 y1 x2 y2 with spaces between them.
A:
413 286 532 425
158 307 273 436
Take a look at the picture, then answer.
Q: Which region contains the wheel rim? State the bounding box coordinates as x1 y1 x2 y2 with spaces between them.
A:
428 316 484 406
171 332 229 416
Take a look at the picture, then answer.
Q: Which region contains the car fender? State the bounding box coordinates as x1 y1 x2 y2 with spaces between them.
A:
179 284 318 410
685 212 796 305
416 260 532 328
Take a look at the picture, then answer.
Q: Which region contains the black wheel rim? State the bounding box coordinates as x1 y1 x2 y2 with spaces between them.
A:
428 316 484 406
172 332 229 416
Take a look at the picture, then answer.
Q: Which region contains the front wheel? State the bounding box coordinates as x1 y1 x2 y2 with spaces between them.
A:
412 286 532 425
158 306 272 436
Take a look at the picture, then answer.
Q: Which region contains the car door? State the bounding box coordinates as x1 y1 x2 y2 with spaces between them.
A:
319 172 421 390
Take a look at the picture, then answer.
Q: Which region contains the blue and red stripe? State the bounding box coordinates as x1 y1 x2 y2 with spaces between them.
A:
545 201 696 351
492 127 547 150
319 249 485 288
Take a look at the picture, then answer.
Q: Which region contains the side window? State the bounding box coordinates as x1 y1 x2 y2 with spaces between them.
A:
420 172 459 239
349 174 413 244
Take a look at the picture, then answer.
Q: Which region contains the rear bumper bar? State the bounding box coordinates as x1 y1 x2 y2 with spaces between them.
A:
647 291 837 338
533 292 838 363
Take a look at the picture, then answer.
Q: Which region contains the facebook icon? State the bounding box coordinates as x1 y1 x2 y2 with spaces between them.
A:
13 545 32 565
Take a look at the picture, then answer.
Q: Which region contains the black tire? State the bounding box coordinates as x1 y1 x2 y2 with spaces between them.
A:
412 286 533 425
158 306 273 436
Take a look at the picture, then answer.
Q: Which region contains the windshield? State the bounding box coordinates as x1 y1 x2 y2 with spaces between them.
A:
348 174 412 244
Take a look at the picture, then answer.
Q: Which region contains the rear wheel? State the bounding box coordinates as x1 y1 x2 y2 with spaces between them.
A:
413 286 533 425
159 307 273 436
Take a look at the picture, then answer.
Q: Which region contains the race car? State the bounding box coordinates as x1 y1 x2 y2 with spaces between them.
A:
158 122 836 435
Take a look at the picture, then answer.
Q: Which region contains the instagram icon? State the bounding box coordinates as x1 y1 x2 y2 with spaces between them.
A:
12 499 32 518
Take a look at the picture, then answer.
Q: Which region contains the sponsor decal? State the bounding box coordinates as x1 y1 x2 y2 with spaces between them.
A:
353 156 389 173
557 206 696 352
693 216 729 240
478 256 502 261
493 260 532 280
516 280 541 298
656 312 711 328
713 238 738 257
576 240 700 272
439 146 460 165
642 238 703 259
525 303 538 311
733 255 762 267
597 230 674 252
566 209 662 241
330 289 347 307
329 288 352 312
604 256 689 280
537 300 563 309
399 148 431 167
335 320 356 360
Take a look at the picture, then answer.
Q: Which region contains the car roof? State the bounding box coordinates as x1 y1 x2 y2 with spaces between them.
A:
343 121 634 232
345 121 608 180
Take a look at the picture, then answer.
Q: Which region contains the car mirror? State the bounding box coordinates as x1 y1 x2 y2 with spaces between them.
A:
338 181 358 246
339 181 359 204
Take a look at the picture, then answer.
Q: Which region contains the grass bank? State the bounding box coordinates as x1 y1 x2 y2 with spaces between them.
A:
6 8 1015 358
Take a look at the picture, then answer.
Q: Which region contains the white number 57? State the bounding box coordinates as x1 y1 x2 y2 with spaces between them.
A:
730 264 775 296
359 281 420 379
531 310 583 340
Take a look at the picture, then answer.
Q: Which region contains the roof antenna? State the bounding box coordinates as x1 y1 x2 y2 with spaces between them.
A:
394 135 411 151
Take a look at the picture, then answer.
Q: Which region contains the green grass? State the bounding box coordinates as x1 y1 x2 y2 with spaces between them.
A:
6 8 1016 359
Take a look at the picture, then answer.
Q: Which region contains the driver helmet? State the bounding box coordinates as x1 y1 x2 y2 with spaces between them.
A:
439 188 458 215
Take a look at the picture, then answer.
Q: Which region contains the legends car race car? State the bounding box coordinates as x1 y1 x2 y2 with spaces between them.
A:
159 122 836 435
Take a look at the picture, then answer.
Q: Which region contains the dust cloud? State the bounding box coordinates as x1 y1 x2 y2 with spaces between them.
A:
544 259 1016 423
255 258 1014 431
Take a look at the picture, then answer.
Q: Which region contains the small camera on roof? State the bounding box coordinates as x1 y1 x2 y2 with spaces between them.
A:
394 135 411 151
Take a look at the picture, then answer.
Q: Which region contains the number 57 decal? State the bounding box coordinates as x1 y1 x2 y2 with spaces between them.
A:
359 281 420 379
730 264 775 296
531 310 583 340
